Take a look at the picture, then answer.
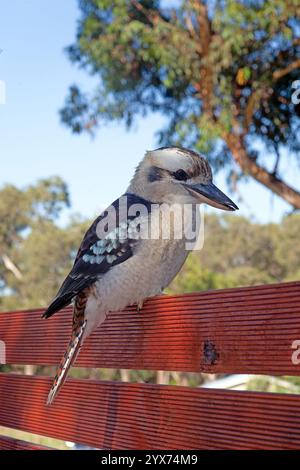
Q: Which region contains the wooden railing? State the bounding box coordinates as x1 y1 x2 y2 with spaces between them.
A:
0 281 300 449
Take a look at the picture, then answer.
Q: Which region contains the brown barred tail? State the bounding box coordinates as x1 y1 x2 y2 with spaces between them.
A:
46 319 87 405
46 291 89 406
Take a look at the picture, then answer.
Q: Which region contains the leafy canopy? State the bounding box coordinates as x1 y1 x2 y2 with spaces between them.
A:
0 177 88 310
61 0 300 207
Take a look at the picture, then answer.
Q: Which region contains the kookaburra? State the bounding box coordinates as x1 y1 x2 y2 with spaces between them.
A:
44 147 238 404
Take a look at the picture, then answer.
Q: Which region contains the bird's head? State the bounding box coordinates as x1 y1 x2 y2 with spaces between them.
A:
128 146 238 211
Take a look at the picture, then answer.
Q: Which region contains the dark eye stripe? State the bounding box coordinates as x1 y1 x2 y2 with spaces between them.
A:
173 169 189 181
148 166 164 182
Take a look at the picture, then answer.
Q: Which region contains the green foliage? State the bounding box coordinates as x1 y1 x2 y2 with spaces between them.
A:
247 375 300 394
60 0 300 187
168 212 300 293
0 178 87 311
0 176 70 248
7 221 82 309
167 256 233 295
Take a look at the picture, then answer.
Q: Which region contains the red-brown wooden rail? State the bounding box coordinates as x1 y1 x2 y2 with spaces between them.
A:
0 281 300 449
1 374 300 450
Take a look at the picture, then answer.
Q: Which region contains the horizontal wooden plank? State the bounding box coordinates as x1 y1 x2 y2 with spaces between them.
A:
1 281 300 374
0 435 50 450
0 373 300 450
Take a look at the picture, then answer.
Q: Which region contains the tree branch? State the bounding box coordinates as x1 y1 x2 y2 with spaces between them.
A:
272 147 281 177
272 58 300 81
192 1 210 48
224 132 300 209
244 56 300 131
2 254 23 280
184 13 203 54
190 0 214 117
130 0 166 26
184 13 198 41
244 88 263 131
130 0 202 51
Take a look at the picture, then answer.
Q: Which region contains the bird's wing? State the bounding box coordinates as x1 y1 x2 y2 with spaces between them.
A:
43 193 152 318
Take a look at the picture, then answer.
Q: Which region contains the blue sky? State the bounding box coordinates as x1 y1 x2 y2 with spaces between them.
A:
0 0 298 224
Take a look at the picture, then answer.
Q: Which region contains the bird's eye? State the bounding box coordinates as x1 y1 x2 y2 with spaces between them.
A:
173 169 189 181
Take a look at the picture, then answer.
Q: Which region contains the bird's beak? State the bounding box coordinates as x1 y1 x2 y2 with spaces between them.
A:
184 182 239 211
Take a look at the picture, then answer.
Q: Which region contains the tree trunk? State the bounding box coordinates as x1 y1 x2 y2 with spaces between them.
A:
120 369 130 382
156 370 170 384
24 364 36 375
